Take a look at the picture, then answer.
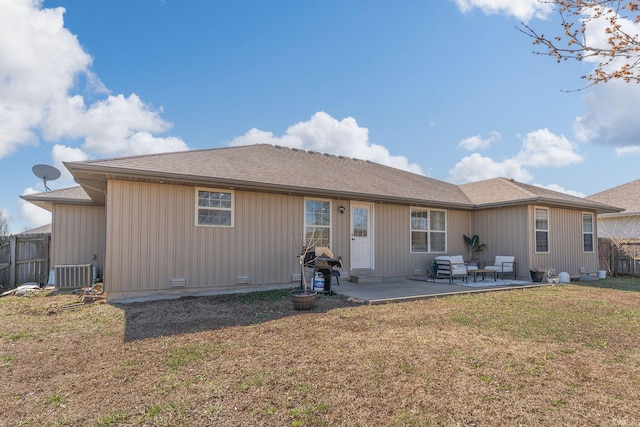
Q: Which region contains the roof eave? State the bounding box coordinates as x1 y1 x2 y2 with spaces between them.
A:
471 197 621 213
20 195 97 212
67 163 475 209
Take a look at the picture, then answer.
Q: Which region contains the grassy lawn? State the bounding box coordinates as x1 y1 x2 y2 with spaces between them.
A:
1 278 639 426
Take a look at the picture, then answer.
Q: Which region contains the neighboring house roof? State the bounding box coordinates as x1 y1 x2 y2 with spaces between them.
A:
20 186 93 212
64 144 474 209
459 178 619 213
587 179 640 216
20 223 52 234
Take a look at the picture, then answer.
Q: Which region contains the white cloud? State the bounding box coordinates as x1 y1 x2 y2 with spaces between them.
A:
0 0 185 159
575 81 640 148
459 131 501 150
42 94 188 156
449 129 582 185
515 128 583 166
229 111 424 174
615 146 640 156
448 153 533 183
18 187 51 228
533 182 585 198
453 0 552 21
51 144 89 182
581 7 640 68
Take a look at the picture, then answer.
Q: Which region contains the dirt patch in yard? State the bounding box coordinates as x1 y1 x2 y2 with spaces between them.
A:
1 284 639 426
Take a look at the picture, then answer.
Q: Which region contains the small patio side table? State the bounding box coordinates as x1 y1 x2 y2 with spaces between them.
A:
470 269 497 283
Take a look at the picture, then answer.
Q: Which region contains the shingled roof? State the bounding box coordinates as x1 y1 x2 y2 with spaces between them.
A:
20 185 93 212
587 179 640 215
459 178 620 213
64 144 473 209
24 145 621 214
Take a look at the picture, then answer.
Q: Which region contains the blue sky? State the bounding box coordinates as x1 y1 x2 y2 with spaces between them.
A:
2 0 639 233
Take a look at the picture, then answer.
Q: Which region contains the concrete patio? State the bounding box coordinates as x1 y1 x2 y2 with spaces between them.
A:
331 276 547 304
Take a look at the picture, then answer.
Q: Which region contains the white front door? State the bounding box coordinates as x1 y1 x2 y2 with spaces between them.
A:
350 202 374 269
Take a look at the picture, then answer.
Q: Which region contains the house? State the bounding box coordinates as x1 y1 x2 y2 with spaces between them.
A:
587 179 640 241
587 179 640 274
22 144 620 301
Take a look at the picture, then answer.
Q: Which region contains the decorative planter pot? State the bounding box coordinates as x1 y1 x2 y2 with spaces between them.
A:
530 270 544 282
290 290 317 310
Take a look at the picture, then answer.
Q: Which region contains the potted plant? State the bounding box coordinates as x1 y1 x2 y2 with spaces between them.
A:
545 268 559 284
529 267 544 282
290 245 318 310
463 234 487 266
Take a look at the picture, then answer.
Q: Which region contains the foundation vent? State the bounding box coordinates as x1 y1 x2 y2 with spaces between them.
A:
170 278 186 287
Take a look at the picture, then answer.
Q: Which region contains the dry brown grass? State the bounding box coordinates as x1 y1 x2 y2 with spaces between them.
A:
1 282 639 426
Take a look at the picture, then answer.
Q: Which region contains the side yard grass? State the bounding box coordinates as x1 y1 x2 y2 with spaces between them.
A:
0 278 639 426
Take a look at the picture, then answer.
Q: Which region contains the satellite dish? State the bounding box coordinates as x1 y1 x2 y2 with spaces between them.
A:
32 164 61 192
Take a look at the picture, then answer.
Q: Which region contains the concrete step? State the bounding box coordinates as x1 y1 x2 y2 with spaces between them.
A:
349 270 383 283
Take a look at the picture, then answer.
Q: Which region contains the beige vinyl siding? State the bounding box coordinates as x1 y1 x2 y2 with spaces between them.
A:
51 204 106 282
106 181 309 298
332 201 351 270
105 180 476 299
374 204 470 277
471 205 529 277
597 215 640 239
52 204 106 272
530 206 599 275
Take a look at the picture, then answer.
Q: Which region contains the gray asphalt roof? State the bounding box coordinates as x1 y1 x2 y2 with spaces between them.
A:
65 144 473 208
459 178 618 212
23 144 620 213
587 179 640 214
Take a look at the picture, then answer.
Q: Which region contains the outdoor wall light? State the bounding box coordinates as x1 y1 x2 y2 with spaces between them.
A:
338 205 345 214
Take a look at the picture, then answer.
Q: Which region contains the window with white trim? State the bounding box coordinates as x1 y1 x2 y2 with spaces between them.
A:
583 212 594 252
305 199 331 248
196 188 234 227
535 207 549 253
410 208 446 253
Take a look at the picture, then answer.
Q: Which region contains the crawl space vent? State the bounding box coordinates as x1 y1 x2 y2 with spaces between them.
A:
170 278 186 287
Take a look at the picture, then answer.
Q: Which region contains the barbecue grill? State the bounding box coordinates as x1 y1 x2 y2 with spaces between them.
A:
300 247 342 294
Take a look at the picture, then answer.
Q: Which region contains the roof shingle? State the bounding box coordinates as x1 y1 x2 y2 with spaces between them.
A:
587 179 640 214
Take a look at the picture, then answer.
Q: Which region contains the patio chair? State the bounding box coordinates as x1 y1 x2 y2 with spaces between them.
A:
433 255 471 283
485 255 516 280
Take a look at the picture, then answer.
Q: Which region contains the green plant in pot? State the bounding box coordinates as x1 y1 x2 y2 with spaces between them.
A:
463 234 487 266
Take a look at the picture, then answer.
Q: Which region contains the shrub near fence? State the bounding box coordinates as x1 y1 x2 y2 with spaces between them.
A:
0 233 51 289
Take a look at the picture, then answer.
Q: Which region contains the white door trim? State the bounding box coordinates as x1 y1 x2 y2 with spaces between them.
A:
350 202 374 270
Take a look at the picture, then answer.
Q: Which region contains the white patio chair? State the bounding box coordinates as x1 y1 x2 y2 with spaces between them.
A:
485 255 516 280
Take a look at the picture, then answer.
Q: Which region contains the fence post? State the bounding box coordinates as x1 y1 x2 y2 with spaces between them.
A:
44 234 51 284
9 235 16 287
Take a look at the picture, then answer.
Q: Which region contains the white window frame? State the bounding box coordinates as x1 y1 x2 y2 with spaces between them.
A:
582 212 594 253
304 198 332 248
195 187 234 227
534 206 549 253
410 207 447 253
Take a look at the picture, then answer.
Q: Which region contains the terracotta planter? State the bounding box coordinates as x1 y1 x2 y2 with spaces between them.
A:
290 290 317 310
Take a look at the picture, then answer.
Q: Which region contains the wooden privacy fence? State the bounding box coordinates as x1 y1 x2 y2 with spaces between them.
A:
598 238 640 276
0 233 51 289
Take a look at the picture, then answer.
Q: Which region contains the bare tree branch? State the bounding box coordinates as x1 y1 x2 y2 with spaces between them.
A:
0 208 9 236
518 0 640 85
